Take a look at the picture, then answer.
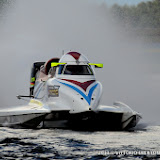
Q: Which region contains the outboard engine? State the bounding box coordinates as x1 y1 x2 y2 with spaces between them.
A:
30 62 45 96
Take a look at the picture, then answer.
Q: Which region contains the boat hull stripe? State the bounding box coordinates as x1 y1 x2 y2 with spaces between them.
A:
57 80 98 105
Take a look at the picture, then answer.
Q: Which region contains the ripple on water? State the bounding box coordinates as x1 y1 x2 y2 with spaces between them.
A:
0 126 160 159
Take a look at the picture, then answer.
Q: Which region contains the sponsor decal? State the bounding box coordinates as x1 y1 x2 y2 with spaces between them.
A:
48 85 60 97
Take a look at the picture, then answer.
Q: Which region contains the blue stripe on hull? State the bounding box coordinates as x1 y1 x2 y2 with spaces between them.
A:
57 81 98 105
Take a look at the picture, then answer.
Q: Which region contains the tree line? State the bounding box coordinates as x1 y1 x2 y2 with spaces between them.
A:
0 0 13 14
0 0 159 29
110 0 160 29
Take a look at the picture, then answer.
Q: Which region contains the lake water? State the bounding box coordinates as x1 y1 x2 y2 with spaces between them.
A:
0 125 160 159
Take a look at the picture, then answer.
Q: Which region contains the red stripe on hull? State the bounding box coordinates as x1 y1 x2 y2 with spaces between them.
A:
61 79 95 91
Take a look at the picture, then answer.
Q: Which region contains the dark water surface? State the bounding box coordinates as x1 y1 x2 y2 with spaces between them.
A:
0 125 160 159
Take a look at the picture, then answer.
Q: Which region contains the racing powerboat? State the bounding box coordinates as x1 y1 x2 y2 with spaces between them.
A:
0 51 141 130
29 51 141 130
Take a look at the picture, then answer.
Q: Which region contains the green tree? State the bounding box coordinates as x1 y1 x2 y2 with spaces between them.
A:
110 0 160 29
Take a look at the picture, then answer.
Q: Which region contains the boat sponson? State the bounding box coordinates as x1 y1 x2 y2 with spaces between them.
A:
43 111 124 130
